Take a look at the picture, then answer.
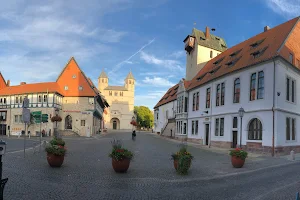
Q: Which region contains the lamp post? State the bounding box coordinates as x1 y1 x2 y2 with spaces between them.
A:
238 107 245 148
0 140 8 200
55 108 59 138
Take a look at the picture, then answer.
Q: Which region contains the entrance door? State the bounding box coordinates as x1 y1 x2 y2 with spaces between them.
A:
205 124 209 145
232 131 237 148
113 120 117 129
65 115 72 130
0 124 6 136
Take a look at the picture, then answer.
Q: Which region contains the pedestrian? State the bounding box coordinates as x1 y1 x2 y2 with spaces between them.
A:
132 130 136 140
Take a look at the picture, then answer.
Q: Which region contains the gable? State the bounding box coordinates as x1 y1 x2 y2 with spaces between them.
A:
0 73 6 90
279 18 300 69
177 80 185 94
56 57 96 97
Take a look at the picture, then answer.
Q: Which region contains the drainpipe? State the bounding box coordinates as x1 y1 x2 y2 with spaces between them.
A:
209 82 213 148
272 57 276 157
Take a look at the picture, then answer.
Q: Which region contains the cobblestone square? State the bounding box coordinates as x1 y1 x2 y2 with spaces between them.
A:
2 132 300 200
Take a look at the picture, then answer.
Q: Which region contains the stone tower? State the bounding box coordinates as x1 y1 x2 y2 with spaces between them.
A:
98 70 108 92
124 71 135 92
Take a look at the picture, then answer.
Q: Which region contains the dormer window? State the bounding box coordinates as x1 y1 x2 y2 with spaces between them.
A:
229 49 242 57
78 86 83 91
215 37 220 40
64 86 68 90
225 56 242 67
250 38 265 48
200 37 206 40
209 66 221 75
213 57 225 65
221 44 227 48
197 72 207 81
251 46 268 58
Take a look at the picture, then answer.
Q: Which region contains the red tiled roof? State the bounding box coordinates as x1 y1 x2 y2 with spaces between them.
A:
0 73 6 90
0 82 63 96
154 83 179 109
187 16 299 91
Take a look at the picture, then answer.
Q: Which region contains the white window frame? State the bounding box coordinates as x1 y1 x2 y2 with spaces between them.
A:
286 75 296 104
215 117 224 136
216 82 225 107
286 116 296 142
249 70 264 101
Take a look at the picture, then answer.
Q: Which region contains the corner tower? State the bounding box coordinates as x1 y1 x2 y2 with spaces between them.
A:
98 70 108 92
184 27 227 81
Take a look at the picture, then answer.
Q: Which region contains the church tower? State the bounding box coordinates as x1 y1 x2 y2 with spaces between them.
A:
98 70 108 92
124 71 135 92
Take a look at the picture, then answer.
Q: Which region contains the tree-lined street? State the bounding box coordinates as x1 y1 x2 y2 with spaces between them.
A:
2 132 299 199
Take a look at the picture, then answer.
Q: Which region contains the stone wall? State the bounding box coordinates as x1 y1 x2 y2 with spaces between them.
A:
210 141 232 148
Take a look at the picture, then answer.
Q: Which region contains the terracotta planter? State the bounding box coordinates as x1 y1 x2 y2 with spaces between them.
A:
112 158 131 173
231 156 245 168
173 159 192 171
47 153 65 167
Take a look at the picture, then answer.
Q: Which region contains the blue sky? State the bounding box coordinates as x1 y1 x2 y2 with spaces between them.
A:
0 0 298 109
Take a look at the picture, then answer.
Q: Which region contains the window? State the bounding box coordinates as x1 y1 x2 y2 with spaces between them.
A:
102 79 104 83
120 92 123 96
216 84 220 107
109 91 112 96
248 118 262 140
233 117 238 128
78 86 83 91
3 98 6 104
183 123 186 134
14 115 18 123
43 95 47 102
206 88 210 108
257 71 264 99
0 99 2 103
0 112 6 121
215 118 224 136
221 83 225 105
250 73 256 101
38 95 42 103
195 120 198 135
210 51 213 58
114 92 118 96
156 113 158 120
81 120 85 126
129 80 131 84
192 93 196 111
16 97 18 104
233 78 240 103
72 75 76 79
286 117 296 141
286 77 296 103
20 96 22 104
181 96 184 113
184 97 188 112
289 53 294 64
196 92 199 110
192 121 194 135
64 86 68 90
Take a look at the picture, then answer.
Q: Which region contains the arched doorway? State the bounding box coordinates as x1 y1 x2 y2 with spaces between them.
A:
110 118 120 130
65 115 72 130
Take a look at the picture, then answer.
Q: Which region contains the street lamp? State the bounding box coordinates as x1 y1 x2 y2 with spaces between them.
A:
55 108 59 138
238 107 245 148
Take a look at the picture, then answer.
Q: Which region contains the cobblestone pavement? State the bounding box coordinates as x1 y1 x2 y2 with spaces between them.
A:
3 131 300 199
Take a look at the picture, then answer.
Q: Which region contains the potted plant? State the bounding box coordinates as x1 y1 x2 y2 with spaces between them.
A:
171 145 194 175
109 139 133 173
45 138 67 167
229 148 248 168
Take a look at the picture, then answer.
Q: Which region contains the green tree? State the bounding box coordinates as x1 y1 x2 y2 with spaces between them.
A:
134 106 154 129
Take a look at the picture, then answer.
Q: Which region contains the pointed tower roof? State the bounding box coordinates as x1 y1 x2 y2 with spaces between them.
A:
125 71 135 80
99 70 108 79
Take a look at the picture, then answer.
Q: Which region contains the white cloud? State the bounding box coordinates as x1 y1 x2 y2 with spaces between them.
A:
135 91 167 109
0 0 129 84
140 51 184 71
169 50 186 59
142 77 175 87
264 0 300 18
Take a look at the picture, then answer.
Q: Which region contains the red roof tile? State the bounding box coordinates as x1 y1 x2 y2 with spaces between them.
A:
0 73 6 90
187 17 299 91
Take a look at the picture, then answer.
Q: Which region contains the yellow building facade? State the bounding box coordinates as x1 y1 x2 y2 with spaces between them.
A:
98 71 135 130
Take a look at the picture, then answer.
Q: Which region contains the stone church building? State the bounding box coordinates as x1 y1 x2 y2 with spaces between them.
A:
98 71 135 130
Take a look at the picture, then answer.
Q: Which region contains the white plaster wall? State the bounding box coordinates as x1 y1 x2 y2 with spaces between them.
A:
154 100 176 133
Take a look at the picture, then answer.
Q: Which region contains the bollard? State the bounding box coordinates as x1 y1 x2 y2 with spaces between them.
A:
291 150 295 161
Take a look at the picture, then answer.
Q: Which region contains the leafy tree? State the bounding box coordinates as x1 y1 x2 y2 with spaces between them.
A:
134 106 154 129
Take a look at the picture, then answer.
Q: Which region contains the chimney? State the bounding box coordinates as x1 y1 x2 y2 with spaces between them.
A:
20 82 26 85
6 80 10 87
264 26 270 32
205 26 210 39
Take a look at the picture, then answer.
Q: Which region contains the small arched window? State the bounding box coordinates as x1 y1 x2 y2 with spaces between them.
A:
248 118 262 140
102 79 104 83
210 51 213 58
129 80 131 84
233 78 240 103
